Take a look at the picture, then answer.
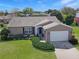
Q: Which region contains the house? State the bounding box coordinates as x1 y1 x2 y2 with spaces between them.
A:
7 16 72 42
75 11 79 26
32 12 49 16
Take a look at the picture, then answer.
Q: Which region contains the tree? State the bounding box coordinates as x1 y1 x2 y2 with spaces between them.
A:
61 7 76 15
4 10 8 16
0 28 10 41
0 11 4 16
65 15 75 25
11 8 20 16
16 11 24 16
50 10 64 22
23 8 33 15
45 9 53 14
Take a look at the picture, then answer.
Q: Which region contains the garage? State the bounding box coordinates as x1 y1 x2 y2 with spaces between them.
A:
50 31 69 41
43 22 72 42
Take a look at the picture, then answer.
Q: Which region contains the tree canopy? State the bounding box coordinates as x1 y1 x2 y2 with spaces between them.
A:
23 8 33 15
50 10 64 22
65 15 75 25
4 10 8 16
61 7 76 15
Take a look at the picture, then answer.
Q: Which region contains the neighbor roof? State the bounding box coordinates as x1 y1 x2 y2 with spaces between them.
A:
0 16 11 20
8 16 60 27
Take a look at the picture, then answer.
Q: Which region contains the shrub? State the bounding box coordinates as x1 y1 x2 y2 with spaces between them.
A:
1 35 7 41
0 24 4 27
69 35 78 45
31 37 55 51
0 28 10 41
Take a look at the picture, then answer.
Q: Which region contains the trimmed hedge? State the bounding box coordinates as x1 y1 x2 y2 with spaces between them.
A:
31 37 55 51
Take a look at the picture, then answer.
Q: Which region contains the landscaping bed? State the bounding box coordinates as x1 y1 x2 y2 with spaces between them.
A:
31 37 55 51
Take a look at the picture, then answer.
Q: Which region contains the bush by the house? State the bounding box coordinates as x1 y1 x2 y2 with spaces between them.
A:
31 37 55 51
0 28 10 41
69 35 78 45
0 23 4 27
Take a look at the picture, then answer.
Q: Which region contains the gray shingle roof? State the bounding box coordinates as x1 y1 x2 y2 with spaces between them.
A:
43 22 72 30
8 16 60 27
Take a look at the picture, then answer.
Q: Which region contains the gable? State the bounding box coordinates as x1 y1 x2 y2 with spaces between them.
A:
43 23 72 31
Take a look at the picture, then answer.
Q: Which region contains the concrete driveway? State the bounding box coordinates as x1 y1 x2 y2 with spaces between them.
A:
53 41 79 59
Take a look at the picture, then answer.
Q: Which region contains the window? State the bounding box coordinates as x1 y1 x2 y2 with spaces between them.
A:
24 27 33 34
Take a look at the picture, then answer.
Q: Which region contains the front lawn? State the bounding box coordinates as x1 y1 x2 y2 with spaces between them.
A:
0 40 56 59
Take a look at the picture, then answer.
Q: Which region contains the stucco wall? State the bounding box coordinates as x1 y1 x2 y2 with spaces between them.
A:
44 25 72 42
8 27 23 35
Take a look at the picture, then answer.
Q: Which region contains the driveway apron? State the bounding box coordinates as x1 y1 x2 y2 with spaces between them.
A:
53 41 79 59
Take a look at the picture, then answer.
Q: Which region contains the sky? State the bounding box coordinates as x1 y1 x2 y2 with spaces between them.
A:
0 0 79 11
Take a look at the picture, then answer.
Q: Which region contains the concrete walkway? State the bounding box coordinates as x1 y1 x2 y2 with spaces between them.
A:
53 41 79 59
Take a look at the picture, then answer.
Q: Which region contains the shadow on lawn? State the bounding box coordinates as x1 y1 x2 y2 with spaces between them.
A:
32 46 55 52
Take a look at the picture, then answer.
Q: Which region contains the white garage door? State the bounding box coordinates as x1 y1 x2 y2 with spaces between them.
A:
50 31 69 41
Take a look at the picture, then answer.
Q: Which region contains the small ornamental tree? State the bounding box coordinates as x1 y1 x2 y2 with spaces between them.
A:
0 28 10 41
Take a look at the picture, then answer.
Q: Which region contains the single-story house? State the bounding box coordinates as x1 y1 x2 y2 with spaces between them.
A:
7 16 72 42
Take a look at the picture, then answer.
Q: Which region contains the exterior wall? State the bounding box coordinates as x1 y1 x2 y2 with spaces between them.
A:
44 25 72 42
8 26 35 36
35 25 42 35
8 27 23 35
44 31 48 41
76 13 79 17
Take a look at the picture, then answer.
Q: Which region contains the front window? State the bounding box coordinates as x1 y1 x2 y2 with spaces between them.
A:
24 27 33 34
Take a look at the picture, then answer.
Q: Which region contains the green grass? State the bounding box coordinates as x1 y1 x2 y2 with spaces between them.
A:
72 26 79 49
0 40 56 59
72 26 79 39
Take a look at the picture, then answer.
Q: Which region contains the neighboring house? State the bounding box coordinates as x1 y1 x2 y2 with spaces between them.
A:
0 16 12 23
75 11 79 26
7 16 72 42
32 12 49 16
